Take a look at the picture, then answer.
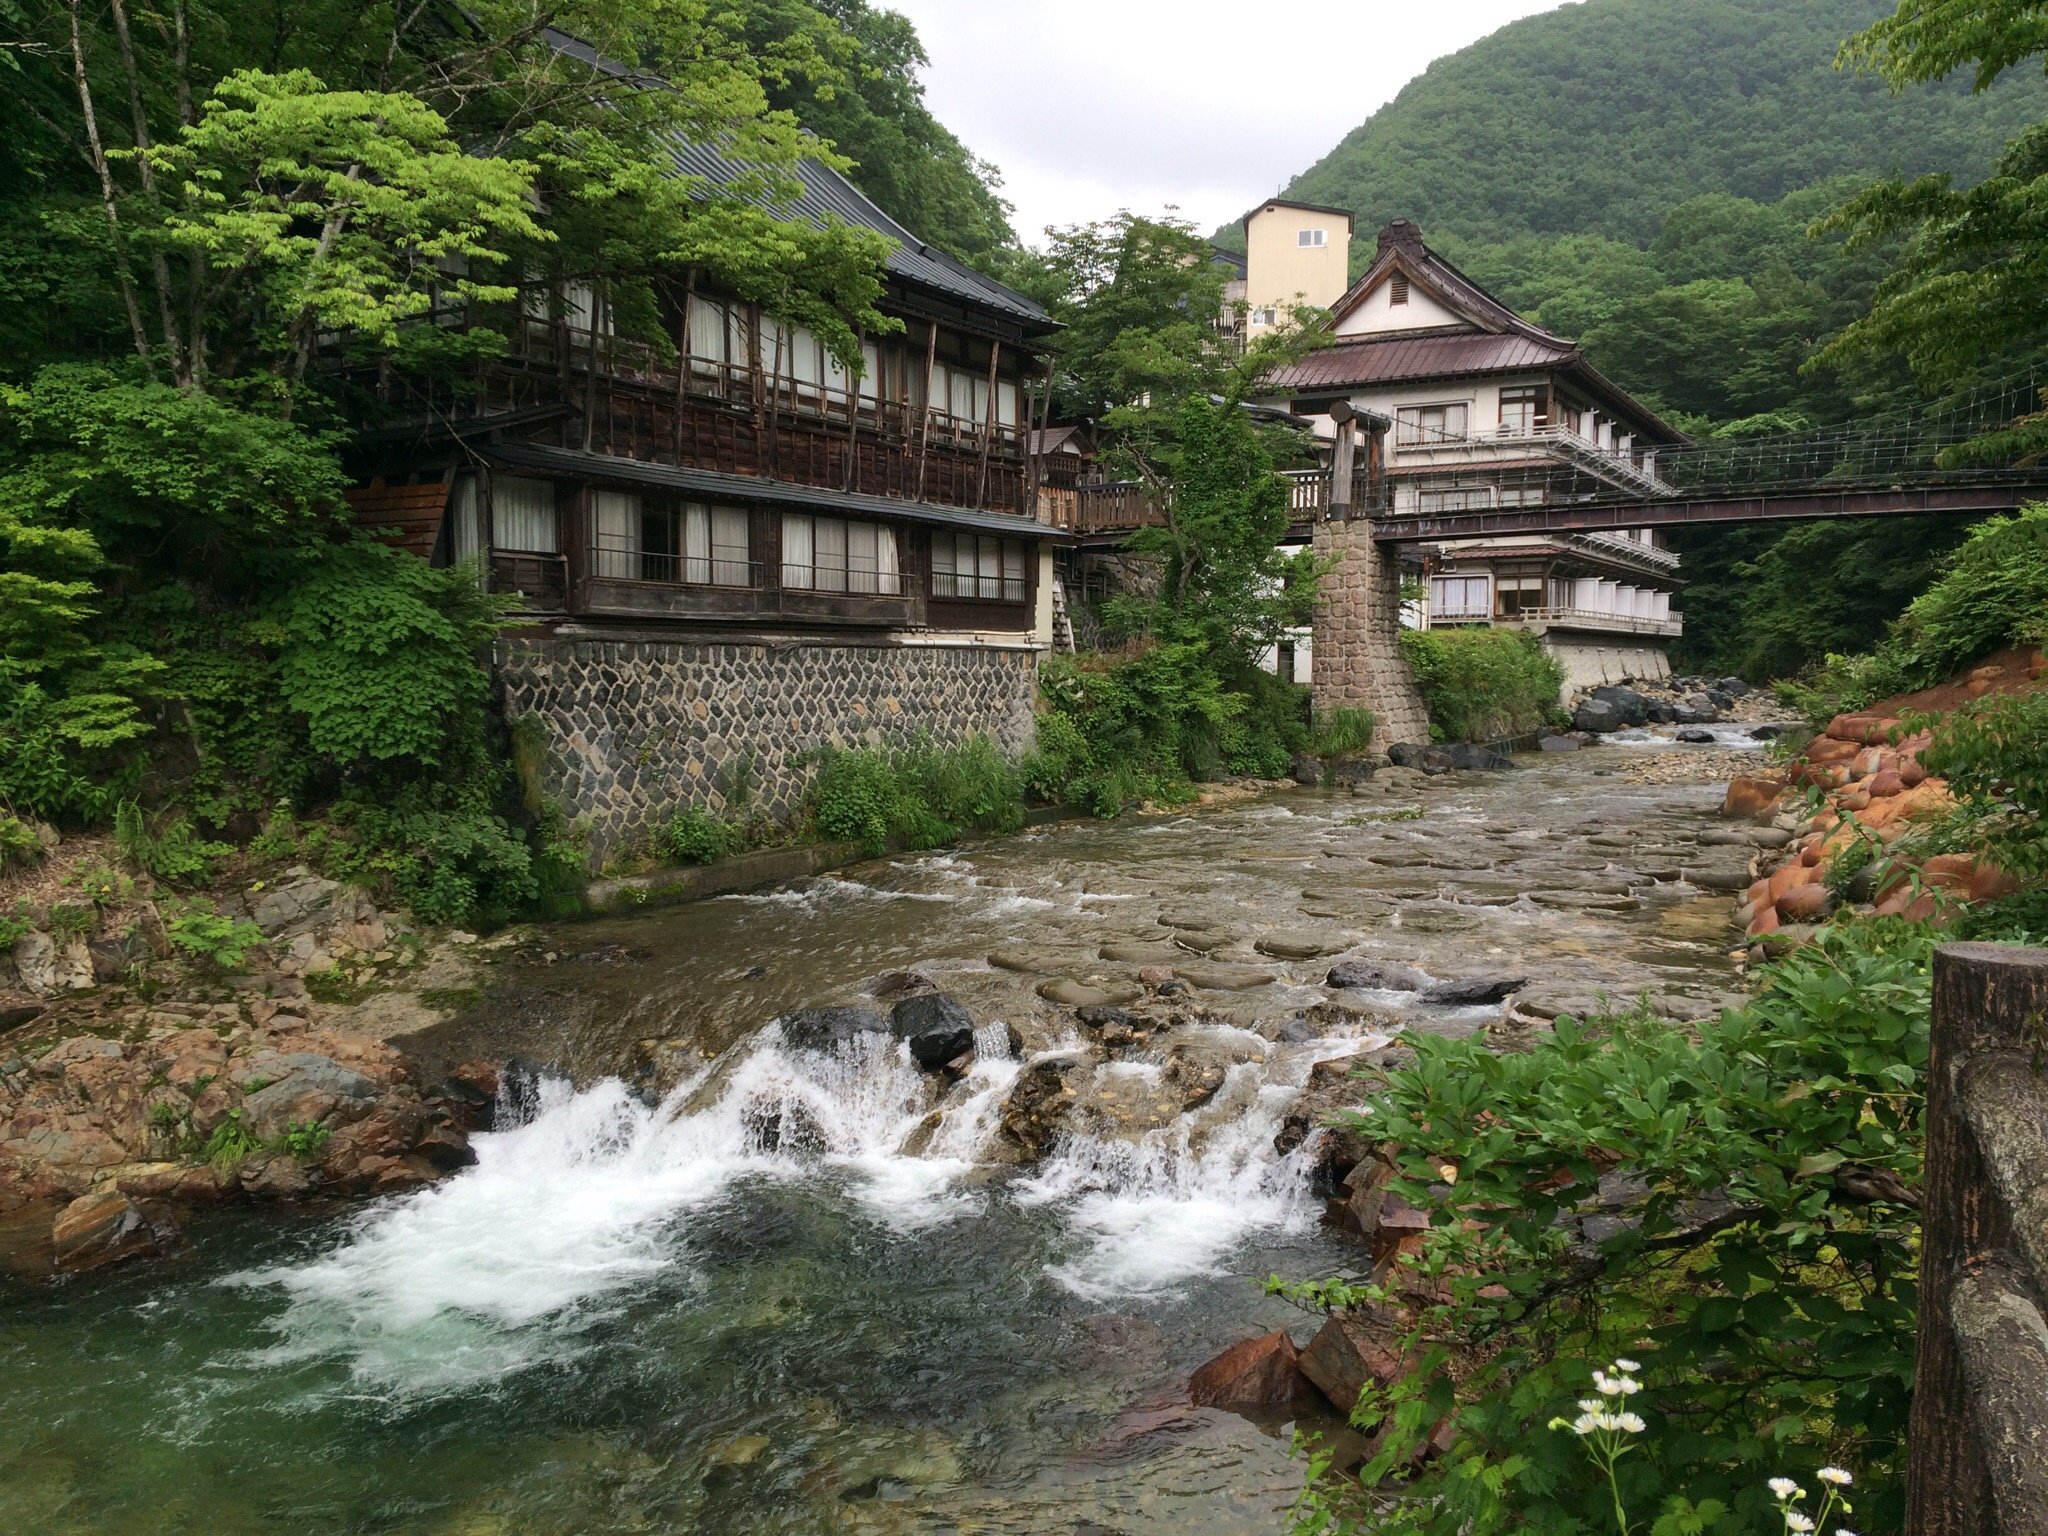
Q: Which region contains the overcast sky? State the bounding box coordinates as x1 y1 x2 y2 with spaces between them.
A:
886 0 1572 245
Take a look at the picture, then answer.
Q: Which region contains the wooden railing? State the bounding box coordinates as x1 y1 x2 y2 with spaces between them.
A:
1906 942 2048 1535
1041 468 1384 535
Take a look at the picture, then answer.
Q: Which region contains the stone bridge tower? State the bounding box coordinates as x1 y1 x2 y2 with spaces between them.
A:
1310 412 1431 751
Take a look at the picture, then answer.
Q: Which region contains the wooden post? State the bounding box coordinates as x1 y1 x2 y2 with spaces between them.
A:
845 328 864 494
913 319 939 503
674 274 693 465
975 339 1002 508
1329 411 1358 521
1908 943 2048 1536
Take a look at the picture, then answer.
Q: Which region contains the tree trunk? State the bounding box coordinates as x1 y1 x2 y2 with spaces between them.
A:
66 0 154 371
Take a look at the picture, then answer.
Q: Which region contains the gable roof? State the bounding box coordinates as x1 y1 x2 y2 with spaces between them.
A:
1246 197 1356 228
1276 219 1684 444
544 29 1048 331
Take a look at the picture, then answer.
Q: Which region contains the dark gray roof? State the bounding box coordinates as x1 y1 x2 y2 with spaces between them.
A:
486 441 1072 540
544 30 1047 329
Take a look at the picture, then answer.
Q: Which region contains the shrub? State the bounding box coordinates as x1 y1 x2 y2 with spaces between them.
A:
163 901 266 970
1309 706 1377 758
0 814 44 871
664 807 733 865
1921 692 2048 878
1278 920 1941 1535
278 1119 331 1162
1399 627 1564 742
808 735 1024 857
114 800 233 886
202 1110 261 1172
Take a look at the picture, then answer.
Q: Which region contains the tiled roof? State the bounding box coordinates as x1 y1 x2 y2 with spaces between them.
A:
1268 331 1578 391
544 30 1048 330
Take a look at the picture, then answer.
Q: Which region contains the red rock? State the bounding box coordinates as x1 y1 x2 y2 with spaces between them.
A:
1851 747 1885 779
1800 843 1825 868
1748 906 1781 937
1872 891 1914 918
1865 771 1906 799
1805 736 1860 766
1970 860 2023 903
449 1058 503 1099
1768 863 1818 901
1899 760 1929 788
1297 1312 1420 1418
1721 777 1785 821
1189 1330 1323 1415
1966 678 1992 696
51 1190 160 1273
1777 885 1836 922
1839 790 1873 813
1920 853 1978 894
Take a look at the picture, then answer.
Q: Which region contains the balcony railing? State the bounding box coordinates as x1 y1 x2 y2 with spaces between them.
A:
1392 420 1674 498
1431 605 1683 638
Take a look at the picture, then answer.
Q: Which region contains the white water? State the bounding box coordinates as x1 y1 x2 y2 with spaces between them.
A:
235 1012 1373 1394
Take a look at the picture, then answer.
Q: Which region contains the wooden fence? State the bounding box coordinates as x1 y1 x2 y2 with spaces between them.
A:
1906 942 2048 1535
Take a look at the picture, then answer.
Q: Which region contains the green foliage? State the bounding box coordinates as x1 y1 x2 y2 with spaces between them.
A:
1234 0 2038 258
45 903 95 944
164 902 266 971
1922 692 2048 876
1308 708 1377 760
808 736 1025 857
0 813 42 871
114 801 232 887
1773 504 2048 713
278 1119 331 1162
1399 628 1564 742
1284 920 1942 1536
202 1110 260 1172
664 808 735 866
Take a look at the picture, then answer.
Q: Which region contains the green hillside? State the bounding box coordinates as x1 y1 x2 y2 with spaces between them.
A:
1222 0 2044 261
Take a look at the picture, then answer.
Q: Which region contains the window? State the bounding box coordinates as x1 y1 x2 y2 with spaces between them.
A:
1415 484 1494 514
1496 485 1547 508
592 496 750 585
1499 386 1543 436
493 475 557 553
1298 228 1327 248
1390 273 1410 306
1396 402 1470 446
931 532 1028 602
1496 575 1546 617
683 505 751 586
1250 306 1278 327
781 514 900 595
1430 574 1490 619
448 473 481 566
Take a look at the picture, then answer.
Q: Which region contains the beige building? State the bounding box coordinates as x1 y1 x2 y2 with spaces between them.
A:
1241 198 1353 339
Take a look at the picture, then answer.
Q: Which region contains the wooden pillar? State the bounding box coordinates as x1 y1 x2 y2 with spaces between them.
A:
975 339 1001 508
1907 943 2048 1536
913 319 939 502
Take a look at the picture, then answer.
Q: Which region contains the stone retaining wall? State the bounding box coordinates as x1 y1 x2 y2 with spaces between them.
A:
497 635 1040 862
1540 634 1674 696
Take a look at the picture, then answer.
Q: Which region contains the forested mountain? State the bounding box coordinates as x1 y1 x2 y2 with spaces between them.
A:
1226 0 2044 261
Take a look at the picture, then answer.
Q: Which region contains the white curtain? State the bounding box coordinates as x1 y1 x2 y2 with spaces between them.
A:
947 369 976 423
493 475 557 553
860 342 882 405
1001 538 1025 598
688 298 726 365
815 516 848 591
591 490 639 578
781 513 814 589
448 473 481 567
930 531 958 596
997 379 1019 428
790 325 823 389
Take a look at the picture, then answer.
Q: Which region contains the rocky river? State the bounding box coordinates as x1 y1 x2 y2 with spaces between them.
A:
0 736 1781 1535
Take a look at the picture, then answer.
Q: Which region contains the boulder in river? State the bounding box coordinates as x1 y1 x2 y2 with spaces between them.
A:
1675 728 1717 744
1589 685 1650 727
1572 698 1623 734
777 1006 891 1052
1327 958 1428 992
51 1190 165 1273
1386 742 1454 775
890 993 976 1070
1420 975 1526 1007
1443 743 1513 772
999 1056 1086 1159
1188 1330 1324 1415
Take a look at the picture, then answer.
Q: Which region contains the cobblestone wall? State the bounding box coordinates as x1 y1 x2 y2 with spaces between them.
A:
1310 520 1433 749
497 636 1040 862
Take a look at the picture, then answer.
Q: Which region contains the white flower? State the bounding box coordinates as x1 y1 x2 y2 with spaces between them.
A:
1817 1467 1852 1486
1784 1515 1815 1535
1769 1477 1801 1500
1613 1358 1642 1373
1615 1412 1646 1434
1579 1398 1603 1414
1593 1369 1642 1396
1570 1412 1603 1436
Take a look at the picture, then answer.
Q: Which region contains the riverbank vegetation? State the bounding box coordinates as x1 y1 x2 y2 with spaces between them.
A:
1398 629 1564 744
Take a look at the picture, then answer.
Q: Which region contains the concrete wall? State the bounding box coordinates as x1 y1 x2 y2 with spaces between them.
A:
1333 273 1464 336
499 635 1041 864
1540 633 1673 695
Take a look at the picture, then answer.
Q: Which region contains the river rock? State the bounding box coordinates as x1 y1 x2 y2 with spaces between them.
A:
1188 1331 1323 1415
1716 676 1753 698
1327 958 1427 992
890 993 977 1069
1674 728 1717 744
999 1056 1086 1159
1420 975 1525 1007
1036 978 1140 1007
1298 1311 1419 1418
1255 933 1343 961
1386 743 1454 775
777 1006 891 1052
1099 940 1179 964
1683 866 1753 893
51 1190 163 1273
1171 930 1231 956
249 875 343 937
1443 743 1513 772
1589 685 1650 727
242 1057 382 1139
1275 1054 1392 1188
12 930 95 997
1538 733 1582 753
986 950 1039 973
1572 698 1623 734
1176 963 1278 992
1721 776 1785 821
1291 755 1324 787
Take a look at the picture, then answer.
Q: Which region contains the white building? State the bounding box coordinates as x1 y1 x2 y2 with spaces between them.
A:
1262 219 1687 693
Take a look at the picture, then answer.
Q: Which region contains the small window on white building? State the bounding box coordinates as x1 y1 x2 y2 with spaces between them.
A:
1250 306 1278 327
1298 228 1326 248
1390 273 1410 306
